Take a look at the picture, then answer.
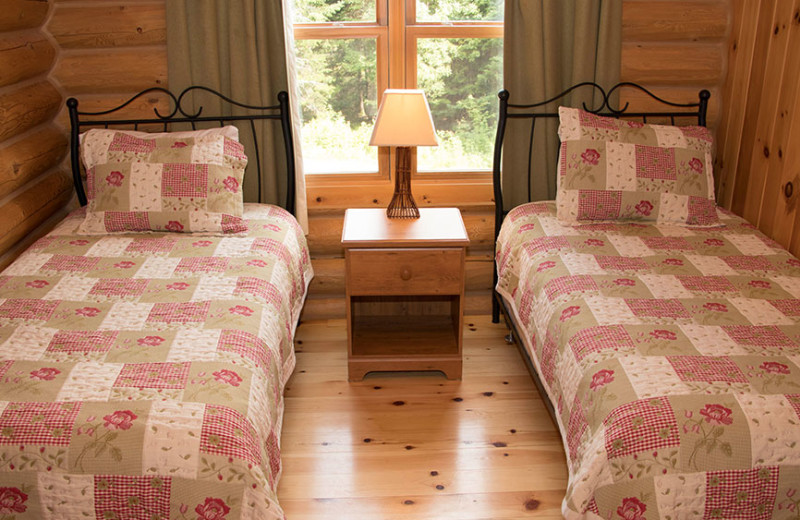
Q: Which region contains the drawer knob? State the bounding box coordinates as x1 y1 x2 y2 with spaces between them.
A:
400 268 412 281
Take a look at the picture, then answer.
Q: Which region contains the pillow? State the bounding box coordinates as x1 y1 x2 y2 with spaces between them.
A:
556 106 719 226
77 127 248 234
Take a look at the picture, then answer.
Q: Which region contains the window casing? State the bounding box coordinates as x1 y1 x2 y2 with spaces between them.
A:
293 0 502 181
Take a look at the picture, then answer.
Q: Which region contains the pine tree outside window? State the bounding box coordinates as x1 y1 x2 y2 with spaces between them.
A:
293 0 503 177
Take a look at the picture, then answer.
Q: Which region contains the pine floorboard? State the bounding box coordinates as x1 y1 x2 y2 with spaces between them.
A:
278 315 568 519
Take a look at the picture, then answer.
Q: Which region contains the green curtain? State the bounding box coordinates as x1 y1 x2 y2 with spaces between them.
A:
165 0 307 229
502 0 622 209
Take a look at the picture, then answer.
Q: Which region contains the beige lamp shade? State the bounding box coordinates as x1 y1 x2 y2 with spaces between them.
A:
369 89 439 147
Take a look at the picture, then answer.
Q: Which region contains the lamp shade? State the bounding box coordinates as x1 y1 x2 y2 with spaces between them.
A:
369 89 439 147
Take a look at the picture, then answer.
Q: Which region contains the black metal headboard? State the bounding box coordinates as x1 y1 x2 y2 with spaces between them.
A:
492 82 710 241
491 81 710 322
67 86 296 215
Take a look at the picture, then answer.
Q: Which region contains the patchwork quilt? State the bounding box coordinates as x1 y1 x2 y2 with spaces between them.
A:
496 201 800 520
0 204 312 520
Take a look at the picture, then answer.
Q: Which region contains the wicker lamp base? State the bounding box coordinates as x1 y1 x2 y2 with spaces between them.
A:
386 146 420 219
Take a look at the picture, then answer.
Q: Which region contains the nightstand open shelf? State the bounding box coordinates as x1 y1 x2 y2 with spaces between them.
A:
341 208 469 381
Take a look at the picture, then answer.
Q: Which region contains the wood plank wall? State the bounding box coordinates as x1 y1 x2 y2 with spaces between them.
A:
714 0 800 256
5 0 732 319
0 0 72 269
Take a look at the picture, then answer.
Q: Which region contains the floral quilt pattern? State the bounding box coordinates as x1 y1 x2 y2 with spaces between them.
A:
496 201 800 520
0 204 312 520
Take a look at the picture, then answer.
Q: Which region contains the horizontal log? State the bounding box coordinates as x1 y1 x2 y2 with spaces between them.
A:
622 0 728 42
621 42 725 85
0 125 68 200
0 169 72 257
0 80 61 143
54 47 167 94
0 206 71 272
0 31 55 87
307 181 494 211
0 0 49 32
48 3 166 48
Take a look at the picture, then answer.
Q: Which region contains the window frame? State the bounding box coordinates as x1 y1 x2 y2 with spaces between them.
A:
294 0 502 184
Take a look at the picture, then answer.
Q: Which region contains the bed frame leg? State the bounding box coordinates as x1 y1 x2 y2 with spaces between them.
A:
504 334 514 345
492 295 500 323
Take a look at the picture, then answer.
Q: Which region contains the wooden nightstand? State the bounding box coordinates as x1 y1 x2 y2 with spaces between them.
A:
342 208 470 381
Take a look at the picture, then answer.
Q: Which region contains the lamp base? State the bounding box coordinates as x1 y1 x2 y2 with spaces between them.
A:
386 146 420 219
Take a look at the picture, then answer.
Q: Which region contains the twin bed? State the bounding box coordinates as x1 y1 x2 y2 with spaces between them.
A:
0 88 312 519
492 84 800 519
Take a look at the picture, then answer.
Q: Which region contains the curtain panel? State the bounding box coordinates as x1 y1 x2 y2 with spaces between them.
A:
166 0 308 231
502 0 622 209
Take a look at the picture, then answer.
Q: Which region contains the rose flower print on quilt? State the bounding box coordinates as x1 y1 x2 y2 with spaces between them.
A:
496 201 800 520
0 203 312 520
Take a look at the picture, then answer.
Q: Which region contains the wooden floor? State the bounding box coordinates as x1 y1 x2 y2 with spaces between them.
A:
278 315 568 519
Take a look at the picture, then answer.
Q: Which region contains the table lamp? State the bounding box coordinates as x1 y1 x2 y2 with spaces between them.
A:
369 89 438 218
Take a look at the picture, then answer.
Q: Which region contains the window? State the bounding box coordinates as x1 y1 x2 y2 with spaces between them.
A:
293 0 503 176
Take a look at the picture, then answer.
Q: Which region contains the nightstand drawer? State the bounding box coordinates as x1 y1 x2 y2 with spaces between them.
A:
347 248 463 295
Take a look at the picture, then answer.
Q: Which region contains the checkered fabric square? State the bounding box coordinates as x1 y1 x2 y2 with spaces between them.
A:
517 287 536 325
0 401 81 446
544 275 599 302
93 475 171 520
677 275 736 293
200 404 262 466
147 302 211 324
175 257 230 273
265 429 281 483
566 395 588 463
89 279 149 298
161 163 209 198
509 202 556 222
704 467 779 520
0 299 60 321
569 325 636 362
578 110 620 130
124 237 178 254
41 254 100 272
47 331 118 354
668 355 748 383
595 256 650 271
0 360 12 380
635 144 677 180
251 238 292 266
224 137 248 161
114 362 190 389
218 330 271 369
722 255 776 272
785 394 800 420
235 277 282 309
681 125 714 142
221 213 248 234
769 299 800 317
603 397 680 459
108 132 157 154
540 330 559 387
687 196 720 226
578 190 622 220
523 236 571 256
722 325 794 346
641 237 694 251
28 236 57 251
104 211 152 232
625 298 691 319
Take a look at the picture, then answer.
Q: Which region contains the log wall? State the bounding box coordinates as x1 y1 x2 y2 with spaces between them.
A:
4 0 733 319
0 0 71 270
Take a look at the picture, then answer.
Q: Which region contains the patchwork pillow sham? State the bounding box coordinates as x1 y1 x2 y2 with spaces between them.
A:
556 106 719 226
77 126 249 234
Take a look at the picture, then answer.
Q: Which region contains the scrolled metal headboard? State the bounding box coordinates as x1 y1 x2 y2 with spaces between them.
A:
67 86 296 215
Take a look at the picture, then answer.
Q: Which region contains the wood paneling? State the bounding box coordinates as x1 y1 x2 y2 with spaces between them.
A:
0 0 69 265
715 0 800 256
